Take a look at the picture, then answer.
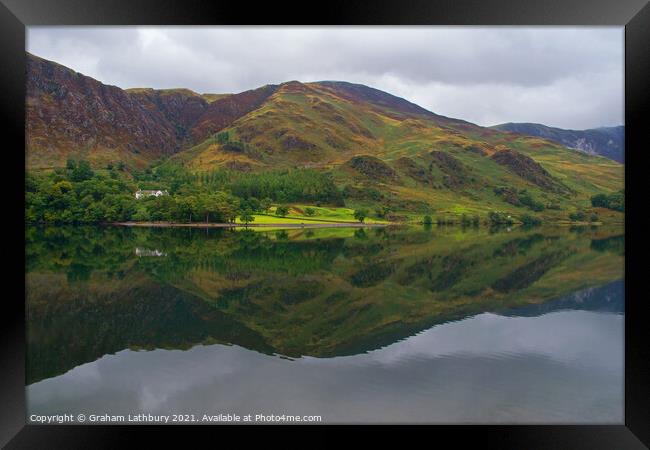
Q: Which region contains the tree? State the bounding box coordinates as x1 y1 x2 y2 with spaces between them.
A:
304 207 316 217
488 211 514 225
53 180 73 194
607 190 625 212
132 205 150 222
70 160 94 182
520 214 542 226
375 205 391 218
276 205 289 217
174 195 198 223
354 209 367 223
591 193 609 208
591 190 624 212
216 131 230 144
519 191 545 212
276 191 288 203
215 192 240 223
195 193 213 223
423 215 433 225
195 192 239 223
149 195 175 222
48 181 74 211
569 211 587 222
250 197 261 212
240 209 255 226
275 230 289 240
260 197 273 213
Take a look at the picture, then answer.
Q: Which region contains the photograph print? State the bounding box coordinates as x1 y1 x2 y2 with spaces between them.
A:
25 26 624 425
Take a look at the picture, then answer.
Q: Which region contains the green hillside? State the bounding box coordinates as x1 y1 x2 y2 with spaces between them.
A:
166 81 623 223
25 53 624 225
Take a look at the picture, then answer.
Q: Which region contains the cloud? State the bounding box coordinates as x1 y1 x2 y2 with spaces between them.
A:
26 26 623 129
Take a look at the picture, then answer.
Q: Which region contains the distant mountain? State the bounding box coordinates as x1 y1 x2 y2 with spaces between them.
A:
26 52 624 221
490 123 624 163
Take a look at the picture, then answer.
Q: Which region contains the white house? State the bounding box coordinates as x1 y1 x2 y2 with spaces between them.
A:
135 247 167 257
135 189 169 199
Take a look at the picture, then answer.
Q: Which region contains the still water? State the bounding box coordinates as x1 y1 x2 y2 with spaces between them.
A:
26 225 624 424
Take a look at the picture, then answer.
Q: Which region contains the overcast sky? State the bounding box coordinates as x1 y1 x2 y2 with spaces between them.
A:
27 26 623 130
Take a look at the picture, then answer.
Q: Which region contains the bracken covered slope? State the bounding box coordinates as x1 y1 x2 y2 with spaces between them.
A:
27 54 191 168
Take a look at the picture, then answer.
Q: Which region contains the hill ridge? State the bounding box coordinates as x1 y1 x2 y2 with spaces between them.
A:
491 122 624 163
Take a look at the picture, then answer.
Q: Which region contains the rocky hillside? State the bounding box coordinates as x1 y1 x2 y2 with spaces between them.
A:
491 122 624 163
27 53 248 168
27 54 193 168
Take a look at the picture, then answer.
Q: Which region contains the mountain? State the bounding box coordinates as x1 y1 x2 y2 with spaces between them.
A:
26 53 624 220
490 123 624 163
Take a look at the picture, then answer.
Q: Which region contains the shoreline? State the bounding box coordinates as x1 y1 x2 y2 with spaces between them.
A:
113 221 391 229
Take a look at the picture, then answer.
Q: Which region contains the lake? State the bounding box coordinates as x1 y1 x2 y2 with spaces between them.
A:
25 224 624 424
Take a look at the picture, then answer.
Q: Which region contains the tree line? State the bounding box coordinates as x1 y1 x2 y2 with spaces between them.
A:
25 159 346 224
198 168 344 205
591 190 624 212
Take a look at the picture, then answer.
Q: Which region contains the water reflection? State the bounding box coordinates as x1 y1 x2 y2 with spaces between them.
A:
26 225 624 423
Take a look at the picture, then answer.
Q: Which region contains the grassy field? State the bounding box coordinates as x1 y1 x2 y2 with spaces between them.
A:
235 214 326 225
234 205 390 225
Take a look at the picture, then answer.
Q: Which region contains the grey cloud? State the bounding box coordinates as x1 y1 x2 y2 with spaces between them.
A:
26 26 623 129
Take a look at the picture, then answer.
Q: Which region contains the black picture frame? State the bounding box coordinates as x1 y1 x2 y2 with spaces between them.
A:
2 0 648 447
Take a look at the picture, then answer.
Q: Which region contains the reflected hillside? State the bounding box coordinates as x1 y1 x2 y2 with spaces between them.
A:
26 225 623 384
500 279 623 317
